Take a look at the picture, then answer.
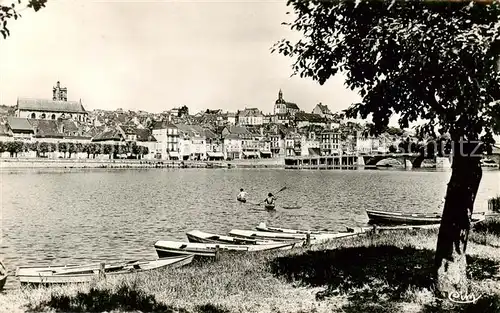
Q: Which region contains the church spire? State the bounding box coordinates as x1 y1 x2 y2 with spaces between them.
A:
278 89 283 101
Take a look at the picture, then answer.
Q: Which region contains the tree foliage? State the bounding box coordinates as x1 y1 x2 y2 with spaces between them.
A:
0 141 149 158
274 0 500 142
178 105 189 117
274 0 500 296
0 0 47 39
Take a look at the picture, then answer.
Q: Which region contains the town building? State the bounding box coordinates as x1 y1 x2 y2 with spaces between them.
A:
270 113 292 126
136 129 159 160
273 90 300 116
152 121 180 160
6 117 34 141
16 81 89 123
320 130 341 155
175 124 207 160
221 126 257 159
237 108 264 126
312 103 334 120
205 128 224 160
285 132 302 156
295 112 328 128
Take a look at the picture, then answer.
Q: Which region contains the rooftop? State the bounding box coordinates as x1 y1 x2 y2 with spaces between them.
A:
17 98 87 114
6 117 33 132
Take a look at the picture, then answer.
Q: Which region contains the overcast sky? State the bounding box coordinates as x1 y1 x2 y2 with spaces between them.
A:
0 0 362 115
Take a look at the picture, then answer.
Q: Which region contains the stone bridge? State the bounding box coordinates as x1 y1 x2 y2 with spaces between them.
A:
361 153 424 168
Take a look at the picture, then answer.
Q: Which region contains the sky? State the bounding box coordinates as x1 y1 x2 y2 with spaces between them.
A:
0 0 362 116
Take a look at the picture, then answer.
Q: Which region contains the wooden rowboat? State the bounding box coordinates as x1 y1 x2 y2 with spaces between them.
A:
229 229 366 244
186 230 277 245
16 255 193 286
154 240 297 258
366 209 485 225
256 222 325 234
0 260 6 291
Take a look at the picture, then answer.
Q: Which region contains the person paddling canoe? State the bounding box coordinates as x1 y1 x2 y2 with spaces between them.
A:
263 193 277 210
237 188 247 203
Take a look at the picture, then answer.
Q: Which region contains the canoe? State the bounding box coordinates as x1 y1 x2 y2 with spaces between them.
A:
256 222 325 235
154 240 297 258
16 255 193 286
264 205 275 210
229 229 366 244
366 209 485 225
0 260 6 291
186 230 277 245
237 198 247 203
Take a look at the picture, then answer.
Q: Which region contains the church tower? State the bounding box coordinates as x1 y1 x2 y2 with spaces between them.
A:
53 81 68 101
274 89 286 115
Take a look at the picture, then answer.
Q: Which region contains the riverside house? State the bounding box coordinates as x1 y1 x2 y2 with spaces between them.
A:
175 124 207 161
136 129 159 160
152 121 180 160
320 130 341 155
6 117 34 141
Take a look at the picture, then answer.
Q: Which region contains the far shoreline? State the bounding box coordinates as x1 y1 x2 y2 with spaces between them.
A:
0 158 286 170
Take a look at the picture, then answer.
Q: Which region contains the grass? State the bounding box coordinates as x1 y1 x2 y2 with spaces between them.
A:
1 217 499 313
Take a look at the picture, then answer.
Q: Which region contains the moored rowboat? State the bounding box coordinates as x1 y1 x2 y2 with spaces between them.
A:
256 222 325 234
186 230 277 245
230 228 366 244
366 209 485 225
16 255 193 286
154 240 297 258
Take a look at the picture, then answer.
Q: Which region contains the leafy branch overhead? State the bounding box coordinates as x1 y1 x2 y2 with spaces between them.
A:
273 0 500 141
0 0 47 39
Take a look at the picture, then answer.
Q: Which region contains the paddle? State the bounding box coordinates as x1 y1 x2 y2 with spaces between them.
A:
256 186 287 206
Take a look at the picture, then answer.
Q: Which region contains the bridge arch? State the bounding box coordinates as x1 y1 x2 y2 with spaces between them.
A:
362 153 424 168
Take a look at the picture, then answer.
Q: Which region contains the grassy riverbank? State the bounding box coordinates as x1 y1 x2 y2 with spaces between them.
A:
1 218 499 313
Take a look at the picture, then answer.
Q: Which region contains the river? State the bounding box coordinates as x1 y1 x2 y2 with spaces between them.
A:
0 168 499 289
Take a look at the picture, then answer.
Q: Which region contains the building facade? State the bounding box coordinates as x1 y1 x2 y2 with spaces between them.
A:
16 81 89 122
273 90 300 117
320 130 340 155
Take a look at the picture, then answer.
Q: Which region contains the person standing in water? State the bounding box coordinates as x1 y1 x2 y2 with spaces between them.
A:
237 188 247 203
263 193 277 210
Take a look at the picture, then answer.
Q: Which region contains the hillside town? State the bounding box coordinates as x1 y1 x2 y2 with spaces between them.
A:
0 81 479 161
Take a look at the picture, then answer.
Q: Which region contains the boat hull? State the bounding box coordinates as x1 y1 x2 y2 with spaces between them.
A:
186 230 274 245
230 229 365 244
256 222 324 234
16 255 193 286
154 240 297 259
366 209 485 225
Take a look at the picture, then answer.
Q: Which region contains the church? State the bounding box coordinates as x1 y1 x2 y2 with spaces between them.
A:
273 89 300 116
15 81 89 122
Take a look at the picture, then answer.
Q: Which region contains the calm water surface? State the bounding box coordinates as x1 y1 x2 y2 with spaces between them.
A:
1 168 499 288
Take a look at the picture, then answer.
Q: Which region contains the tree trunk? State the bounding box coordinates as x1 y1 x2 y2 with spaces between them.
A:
435 141 483 296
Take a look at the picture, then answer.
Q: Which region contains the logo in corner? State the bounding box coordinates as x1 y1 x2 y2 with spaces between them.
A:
448 290 482 304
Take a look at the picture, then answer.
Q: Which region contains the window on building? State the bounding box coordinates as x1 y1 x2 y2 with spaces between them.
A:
41 113 46 119
51 114 56 120
31 113 36 119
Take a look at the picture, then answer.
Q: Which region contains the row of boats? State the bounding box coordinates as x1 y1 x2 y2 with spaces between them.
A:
2 209 487 289
8 223 370 287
